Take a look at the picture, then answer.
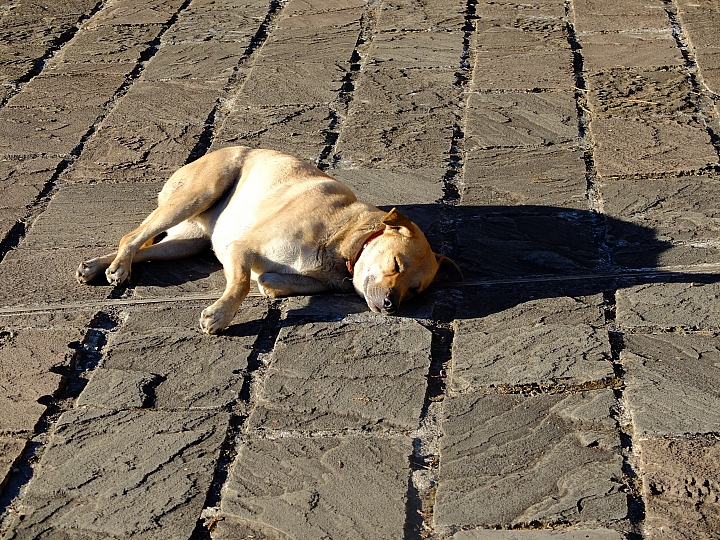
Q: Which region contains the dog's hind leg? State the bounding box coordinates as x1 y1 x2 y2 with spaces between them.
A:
103 159 238 286
199 240 255 334
76 221 210 284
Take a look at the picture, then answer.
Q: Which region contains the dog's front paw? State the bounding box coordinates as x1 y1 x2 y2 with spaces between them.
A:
105 261 130 286
76 259 104 284
200 302 235 334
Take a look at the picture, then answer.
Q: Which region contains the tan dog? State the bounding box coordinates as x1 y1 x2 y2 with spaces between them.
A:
76 146 462 334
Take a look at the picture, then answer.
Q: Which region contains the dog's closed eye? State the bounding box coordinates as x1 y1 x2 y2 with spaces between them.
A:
394 257 402 273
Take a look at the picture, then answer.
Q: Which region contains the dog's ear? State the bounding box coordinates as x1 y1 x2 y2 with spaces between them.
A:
434 254 463 283
382 207 415 236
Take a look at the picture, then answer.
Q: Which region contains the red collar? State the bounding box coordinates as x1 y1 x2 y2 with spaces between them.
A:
346 230 384 275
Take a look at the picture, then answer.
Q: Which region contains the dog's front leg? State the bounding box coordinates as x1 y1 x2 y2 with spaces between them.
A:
200 241 254 334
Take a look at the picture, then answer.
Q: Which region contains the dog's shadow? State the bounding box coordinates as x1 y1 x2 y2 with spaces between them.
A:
286 203 720 323
130 204 720 324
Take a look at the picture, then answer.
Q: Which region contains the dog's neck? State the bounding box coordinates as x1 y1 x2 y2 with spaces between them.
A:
330 203 387 270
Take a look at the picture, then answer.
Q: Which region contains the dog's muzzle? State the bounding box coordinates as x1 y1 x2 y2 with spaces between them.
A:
364 280 401 315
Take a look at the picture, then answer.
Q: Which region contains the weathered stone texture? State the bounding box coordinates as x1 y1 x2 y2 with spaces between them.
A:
452 294 612 389
462 145 588 209
220 436 410 540
600 175 720 268
591 116 717 177
471 49 575 91
578 31 684 73
376 0 466 31
573 0 670 32
616 282 720 330
451 530 625 540
96 302 265 409
6 408 228 539
639 436 720 539
0 329 82 434
0 437 26 491
464 92 577 150
435 390 626 530
623 333 720 438
248 319 431 431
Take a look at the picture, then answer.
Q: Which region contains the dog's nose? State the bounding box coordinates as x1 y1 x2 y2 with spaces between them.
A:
383 297 394 310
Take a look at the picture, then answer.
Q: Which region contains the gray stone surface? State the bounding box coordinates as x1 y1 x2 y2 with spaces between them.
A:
600 175 720 269
6 408 228 539
452 294 613 390
454 212 604 279
639 436 720 540
1 0 720 537
590 117 717 177
462 145 588 209
435 390 626 530
616 282 720 330
465 91 578 150
100 302 265 409
623 333 720 438
248 319 431 431
452 530 625 540
0 328 83 434
220 436 410 540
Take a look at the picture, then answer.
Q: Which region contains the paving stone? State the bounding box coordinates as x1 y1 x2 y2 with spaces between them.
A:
591 117 717 177
676 0 720 49
455 211 604 279
695 48 720 94
67 122 203 181
0 309 98 331
473 0 566 19
474 18 568 51
572 0 670 32
578 31 684 73
328 167 445 206
90 0 187 26
51 24 161 66
434 390 626 530
0 328 83 434
368 31 463 70
471 49 575 91
5 407 228 539
278 0 365 29
161 0 268 43
451 294 613 390
0 157 61 242
465 92 578 150
638 436 720 539
219 436 410 539
141 41 245 82
0 436 26 491
76 368 159 409
586 67 697 118
600 175 720 269
616 282 720 330
247 319 431 431
335 106 456 168
211 104 332 163
0 246 116 307
235 25 361 106
104 79 222 126
462 145 588 209
0 71 129 155
376 0 466 31
21 182 161 249
100 302 265 409
349 67 460 115
451 530 625 540
622 333 720 437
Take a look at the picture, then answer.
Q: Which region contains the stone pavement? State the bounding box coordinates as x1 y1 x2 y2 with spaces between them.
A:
0 0 719 538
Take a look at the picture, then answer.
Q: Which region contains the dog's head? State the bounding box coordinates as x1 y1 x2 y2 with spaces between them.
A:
352 208 463 314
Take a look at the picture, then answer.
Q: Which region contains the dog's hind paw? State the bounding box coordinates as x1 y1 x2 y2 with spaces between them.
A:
76 260 105 284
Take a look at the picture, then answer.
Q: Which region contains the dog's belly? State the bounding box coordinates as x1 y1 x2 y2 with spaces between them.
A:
203 173 354 277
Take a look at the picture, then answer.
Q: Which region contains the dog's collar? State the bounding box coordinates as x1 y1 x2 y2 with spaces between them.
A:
346 230 384 276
